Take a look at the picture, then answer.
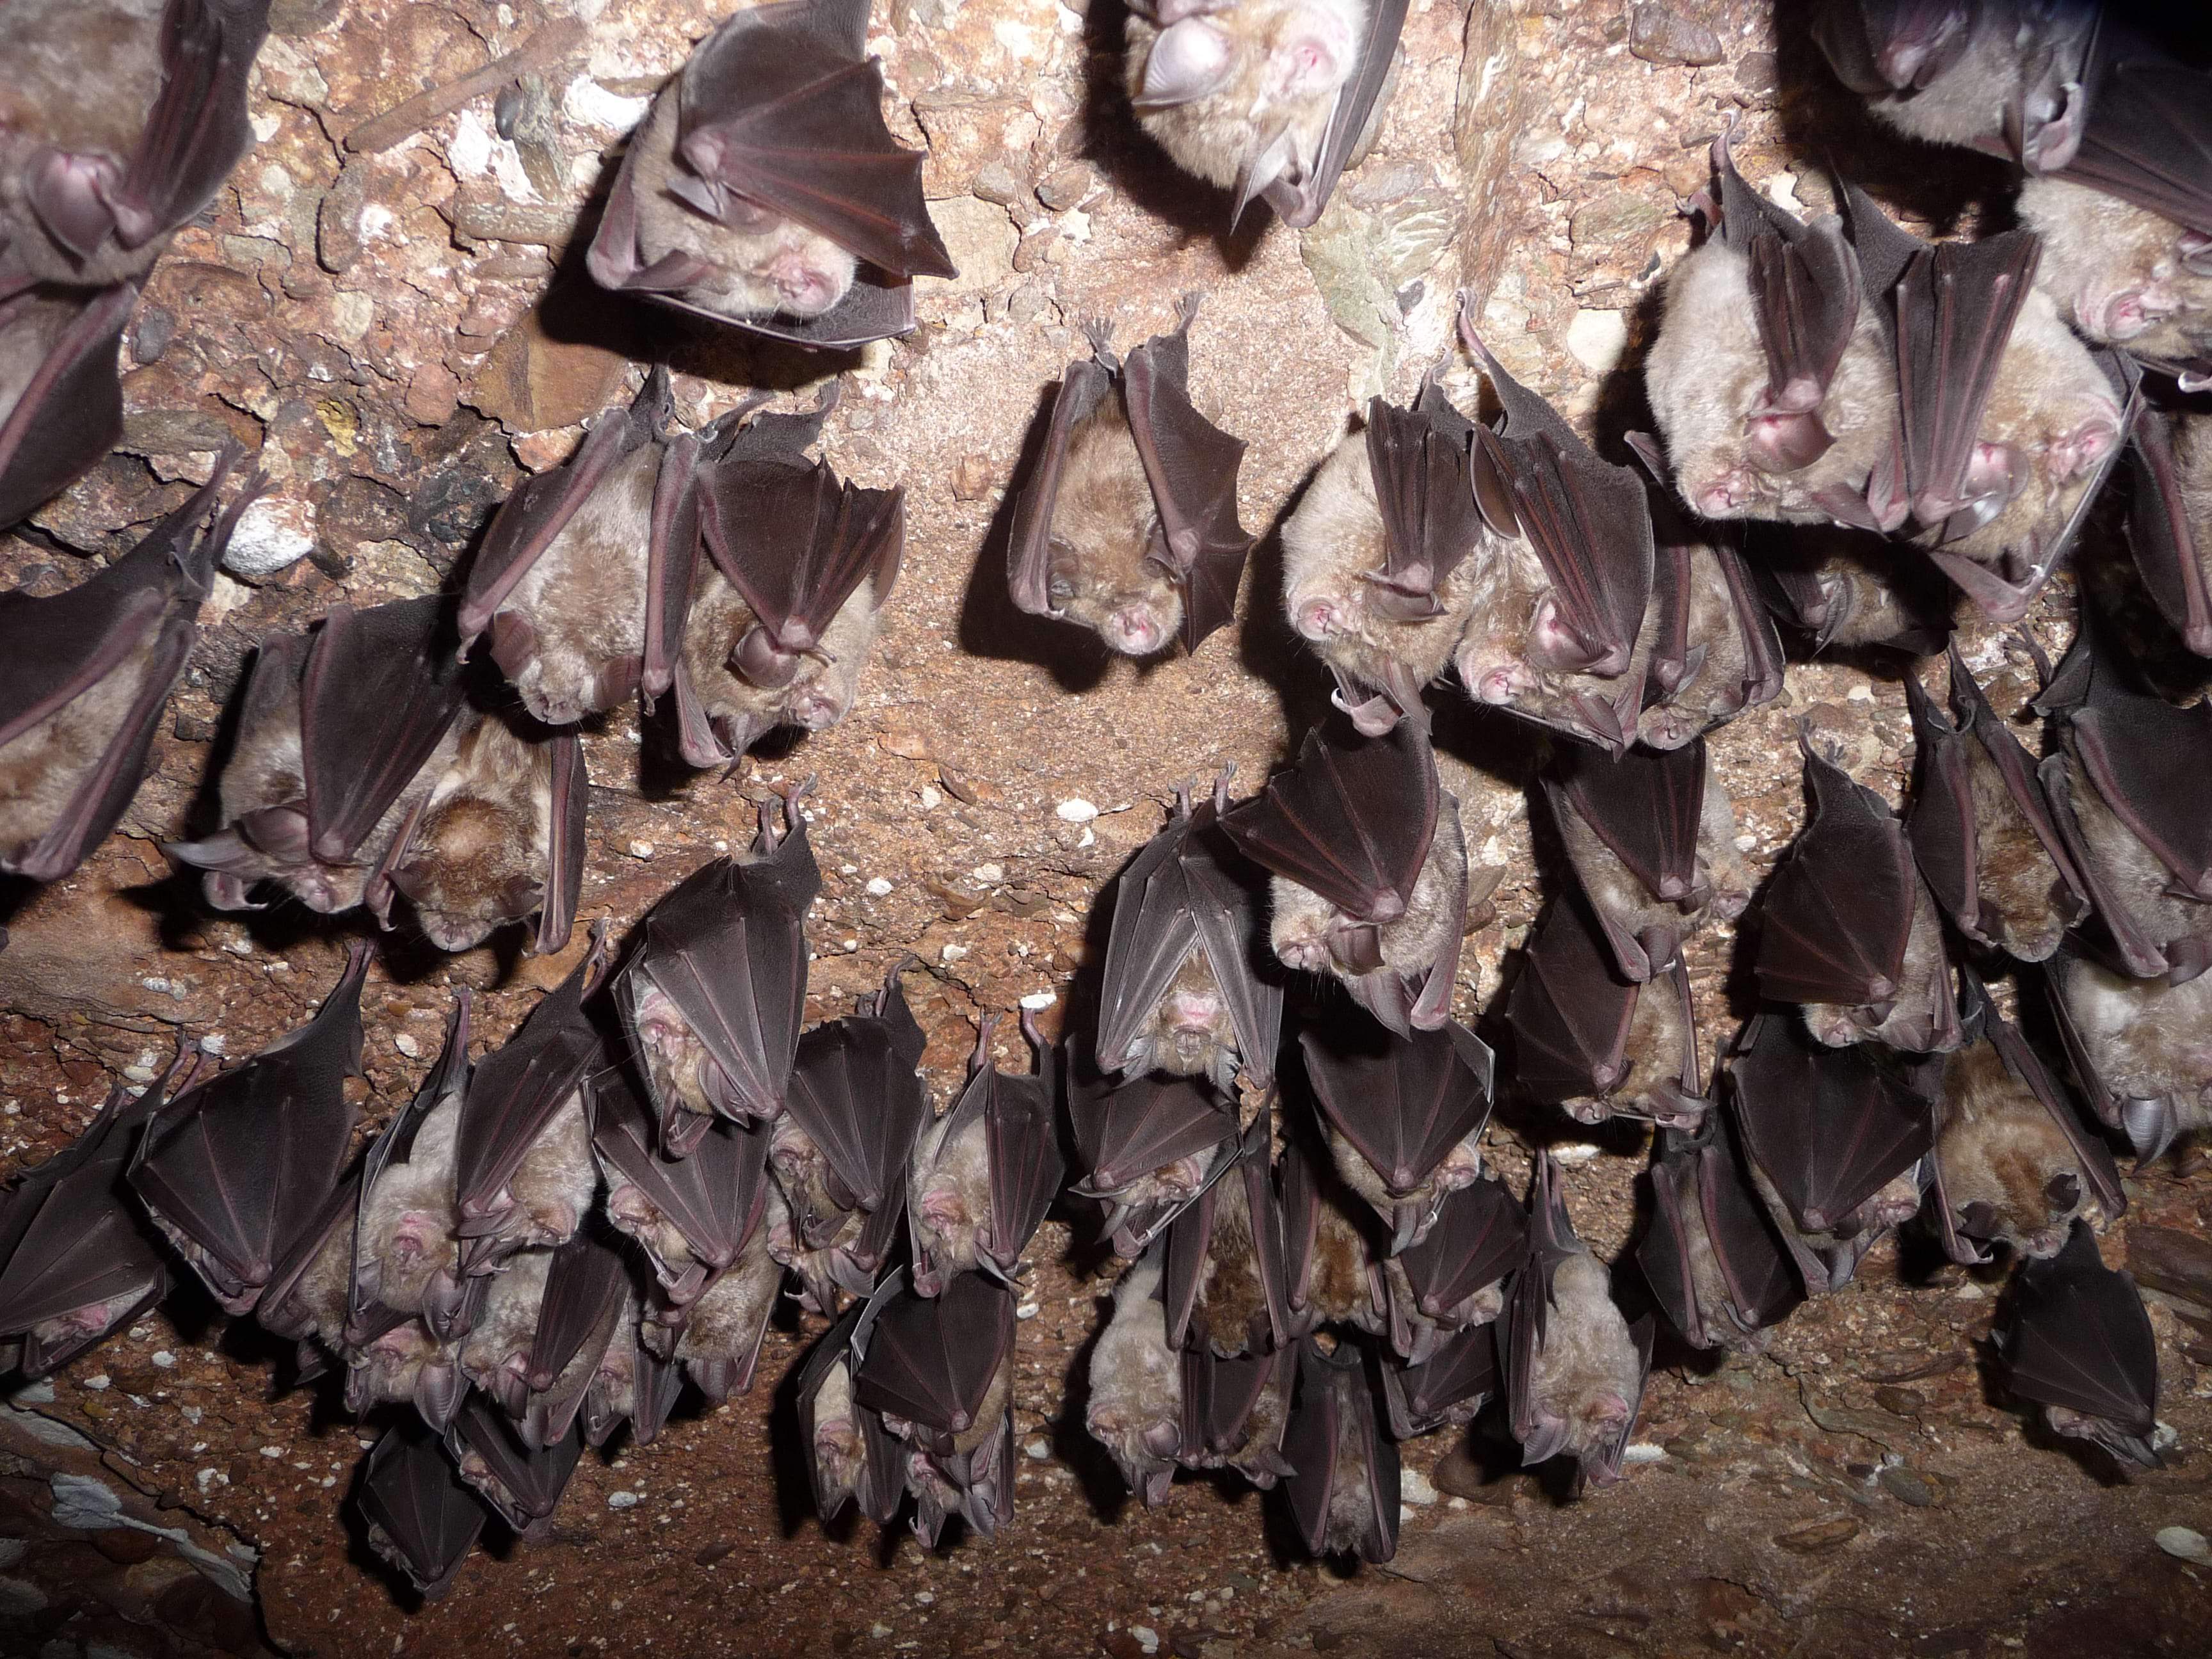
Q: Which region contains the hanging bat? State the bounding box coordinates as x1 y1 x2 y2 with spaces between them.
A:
669 1182 787 1402
910 1011 1065 1296
457 1246 554 1416
796 1298 905 1525
1278 1119 1388 1333
128 944 367 1315
168 593 470 918
346 1315 466 1429
1381 1171 1523 1365
445 1394 585 1536
1503 1153 1653 1489
1281 1336 1398 1562
1927 970 2124 1263
1756 733 1962 1055
253 1164 360 1382
0 0 269 287
1125 0 1407 228
1729 1012 1937 1293
1643 124 1902 532
452 930 609 1274
1996 1218 2161 1468
584 0 955 349
1377 1320 1498 1439
1455 317 1656 755
1094 773 1282 1093
1178 1342 1295 1487
581 1294 686 1449
1630 485 1787 749
1222 717 1469 1037
456 370 699 725
1296 1018 1494 1252
618 785 819 1153
1904 643 2085 961
1544 735 1748 982
2045 950 2212 1164
855 1270 1019 1545
1161 1107 1286 1358
0 282 133 531
1637 1110 1802 1354
1279 372 1484 731
1506 894 1708 1132
1751 523 1955 655
1086 1247 1185 1507
1070 1071 1240 1256
351 997 476 1345
357 1421 488 1602
0 458 253 881
508 1229 630 1448
2126 406 2212 656
592 1070 771 1306
671 394 902 767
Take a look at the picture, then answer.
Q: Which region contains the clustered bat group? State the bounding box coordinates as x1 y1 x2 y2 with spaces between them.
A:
0 0 2206 1610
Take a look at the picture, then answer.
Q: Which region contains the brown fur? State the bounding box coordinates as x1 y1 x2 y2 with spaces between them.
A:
358 1094 462 1317
2021 179 2212 372
396 713 554 952
1564 971 1696 1126
673 1202 783 1386
1087 1253 1182 1502
1964 737 2071 961
2060 958 2212 1134
682 567 883 747
1524 1248 1644 1473
0 629 152 859
1935 1036 2094 1258
1553 755 1746 980
2053 750 2211 962
1045 392 1182 656
1269 787 1469 1005
1455 533 1659 745
1129 950 1243 1086
1194 1168 1271 1356
911 1105 991 1283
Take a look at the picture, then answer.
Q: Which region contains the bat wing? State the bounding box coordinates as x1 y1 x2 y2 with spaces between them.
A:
1903 661 1980 937
358 1422 487 1601
853 1270 1014 1435
1397 1173 1526 1323
1585 1315 1655 1486
1260 0 1409 229
1094 803 1206 1075
591 1073 769 1284
1363 392 1483 620
2128 408 2212 657
1161 1180 1215 1352
1219 719 1439 925
445 1397 584 1530
0 283 134 531
533 730 588 956
1950 644 2085 912
785 991 931 1235
520 1231 629 1436
698 456 902 658
1978 983 2126 1223
794 1301 871 1518
1554 735 1708 906
1280 1340 1345 1556
642 421 705 703
1182 803 1285 1089
1007 357 1115 618
1297 1021 1493 1202
982 1061 1065 1275
1380 1321 1498 1439
1713 536 1788 711
2001 1220 2159 1448
1503 894 1637 1104
2062 56 2212 239
1073 1074 1238 1200
1640 1134 1707 1344
1754 741 1917 1005
257 1170 358 1345
1895 232 2040 530
1699 1119 1804 1332
2065 653 2212 902
351 996 471 1342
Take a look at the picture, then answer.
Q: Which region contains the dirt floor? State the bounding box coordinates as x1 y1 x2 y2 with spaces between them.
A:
3 0 2210 1654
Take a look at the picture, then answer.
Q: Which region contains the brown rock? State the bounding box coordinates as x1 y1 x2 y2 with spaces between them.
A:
1036 162 1098 211
2128 1226 2212 1311
1774 1518 1861 1553
1629 4 1725 67
405 361 461 428
952 453 998 501
467 306 632 436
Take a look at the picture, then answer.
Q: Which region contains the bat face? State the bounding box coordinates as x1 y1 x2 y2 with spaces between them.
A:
678 566 884 757
1266 808 1464 1026
1042 394 1182 657
2023 179 2212 378
358 1096 463 1320
1934 1037 2097 1258
1799 874 1961 1054
910 1105 990 1292
1999 1219 2160 1468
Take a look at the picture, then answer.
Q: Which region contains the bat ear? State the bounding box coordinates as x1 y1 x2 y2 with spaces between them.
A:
1139 20 1233 107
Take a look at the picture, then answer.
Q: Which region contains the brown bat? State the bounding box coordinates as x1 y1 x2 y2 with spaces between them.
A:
1639 1111 1802 1353
346 1315 466 1430
908 1011 1064 1296
357 1422 488 1601
591 1069 771 1308
0 458 253 880
1377 1322 1498 1438
1630 481 1786 749
1008 298 1254 658
1161 1108 1286 1358
1281 1336 1398 1562
352 997 474 1341
1751 524 1955 655
1086 1247 1185 1507
2126 405 2212 657
796 1301 904 1525
1178 1342 1295 1487
2046 950 2212 1164
444 1395 583 1537
667 1185 785 1402
1379 1172 1523 1365
1070 1071 1241 1258
0 0 269 287
457 1245 553 1415
1997 1219 2161 1468
1124 0 1407 228
584 0 954 348
0 281 133 529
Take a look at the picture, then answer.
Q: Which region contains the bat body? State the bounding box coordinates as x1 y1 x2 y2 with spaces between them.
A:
1285 1138 1388 1333
1378 1322 1498 1438
2023 179 2212 385
910 1013 1064 1295
671 1185 784 1401
2049 952 2212 1163
1635 520 1786 749
796 1305 899 1523
1754 526 1955 653
347 1317 465 1427
593 1071 771 1306
678 566 884 756
1087 1249 1183 1506
1998 1219 2160 1468
1180 1343 1295 1486
445 1397 583 1535
1379 1173 1522 1365
358 1423 487 1601
0 281 133 531
1639 1115 1800 1353
853 1272 1018 1542
458 1246 552 1415
2127 407 2212 655
1072 1072 1240 1256
357 1094 463 1326
1281 1338 1397 1562
584 0 954 347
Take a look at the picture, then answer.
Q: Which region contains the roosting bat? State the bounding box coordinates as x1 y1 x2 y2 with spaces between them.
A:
1178 1342 1295 1487
347 1316 467 1430
582 1293 685 1449
671 393 902 765
669 1183 785 1401
1381 1172 1523 1365
1124 0 1406 228
1009 298 1254 657
1750 524 1955 655
1638 1110 1801 1353
618 785 819 1152
1280 372 1483 731
457 1246 554 1416
1729 1012 1937 1293
168 593 469 918
1904 643 2085 961
856 1270 1019 1544
1377 1320 1498 1438
445 1394 584 1535
1087 1248 1183 1507
1278 1121 1388 1333
0 0 269 287
0 282 133 530
1503 1153 1653 1489
1161 1107 1286 1358
1757 734 1961 1054
254 1166 362 1382
584 0 954 348
592 1069 771 1306
1996 1218 2161 1468
1281 1336 1398 1562
2127 406 2212 656
1928 972 2123 1263
2046 950 2212 1164
1543 735 1749 982
1297 1018 1494 1252
1070 1071 1240 1257
128 945 368 1315
358 1421 488 1601
1094 774 1282 1092
1630 481 1786 749
0 459 253 881
910 1012 1064 1296
1222 718 1469 1037
509 1229 631 1448
796 1299 904 1525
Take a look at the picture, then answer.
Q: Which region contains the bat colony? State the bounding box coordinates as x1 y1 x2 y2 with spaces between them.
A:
0 0 2204 1603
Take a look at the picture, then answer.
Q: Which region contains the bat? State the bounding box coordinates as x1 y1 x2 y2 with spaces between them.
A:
1295 1018 1495 1252
357 1421 488 1601
1927 970 2124 1263
1278 1119 1388 1333
1503 1153 1653 1489
1630 485 1786 749
1543 734 1749 982
1506 894 1708 1132
671 392 902 766
1729 1012 1937 1293
1279 371 1483 732
1756 733 1962 1055
456 369 699 725
581 1294 686 1450
457 1245 553 1417
2045 950 2212 1164
127 944 368 1315
1094 773 1283 1094
1008 296 1255 658
1178 1342 1295 1487
346 1316 467 1430
1221 717 1468 1038
1638 1110 1802 1353
0 0 269 287
669 1182 786 1401
452 929 609 1274
1996 1218 2161 1468
591 1069 771 1306
351 998 475 1343
1070 1071 1240 1257
0 457 254 881
1903 643 2085 961
1124 0 1407 228
1381 1171 1523 1366
909 1011 1066 1296
1751 524 1955 655
0 282 133 531
617 785 819 1153
856 1270 1018 1544
445 1394 584 1536
2126 406 2212 656
167 594 470 919
1456 316 1656 755
1642 124 1902 533
253 1155 362 1381
509 1228 630 1448
1086 1247 1185 1507
1162 1106 1286 1358
583 0 955 349
796 1299 904 1524
1281 1336 1399 1562
1377 1320 1498 1439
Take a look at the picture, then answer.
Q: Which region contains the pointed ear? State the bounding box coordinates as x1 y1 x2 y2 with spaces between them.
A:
1140 20 1233 107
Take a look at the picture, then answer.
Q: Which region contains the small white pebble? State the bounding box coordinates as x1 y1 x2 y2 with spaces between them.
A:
844 939 860 952
1952 1283 1985 1301
1056 798 1098 822
392 1033 421 1059
82 1375 111 1391
1077 826 1096 848
196 1468 219 1490
1734 833 1757 852
200 1035 227 1057
1016 1301 1041 1320
1130 1628 1159 1656
1448 1496 1469 1511
840 864 859 876
710 839 730 854
914 1591 935 1606
2157 1526 2211 1564
259 1445 284 1458
942 943 970 963
627 840 655 860
1846 684 1875 703
1551 1142 1601 1164
971 863 1005 883
918 785 942 809
869 1624 892 1640
1399 1468 1438 1505
1020 990 1057 1011
122 1064 157 1086
607 1491 641 1509
1024 1439 1050 1461
150 1352 175 1369
866 877 895 897
1623 1443 1667 1465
